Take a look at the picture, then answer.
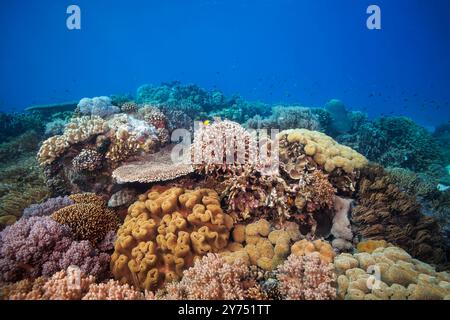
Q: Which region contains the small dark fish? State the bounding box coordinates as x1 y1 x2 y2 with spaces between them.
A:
215 71 220 75
368 93 374 98
65 89 70 93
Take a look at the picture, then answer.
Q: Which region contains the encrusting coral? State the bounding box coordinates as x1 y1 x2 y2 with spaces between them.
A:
110 186 234 291
335 245 450 300
277 252 336 300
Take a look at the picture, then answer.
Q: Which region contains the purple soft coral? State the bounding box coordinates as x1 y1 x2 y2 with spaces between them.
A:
0 216 110 284
22 196 74 219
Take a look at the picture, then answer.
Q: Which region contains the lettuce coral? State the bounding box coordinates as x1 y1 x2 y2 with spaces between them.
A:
110 186 234 291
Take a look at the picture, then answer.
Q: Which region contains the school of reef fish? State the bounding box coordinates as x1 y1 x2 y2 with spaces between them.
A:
0 81 449 300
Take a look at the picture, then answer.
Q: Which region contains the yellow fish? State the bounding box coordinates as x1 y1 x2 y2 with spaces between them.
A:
203 120 211 126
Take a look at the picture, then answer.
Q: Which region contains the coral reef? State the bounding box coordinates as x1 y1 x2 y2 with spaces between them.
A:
51 194 120 243
277 253 336 300
0 216 110 283
163 253 252 300
191 120 259 176
22 196 74 219
335 245 450 300
352 165 446 265
112 145 193 184
77 96 120 118
222 219 295 271
325 99 352 134
111 186 234 291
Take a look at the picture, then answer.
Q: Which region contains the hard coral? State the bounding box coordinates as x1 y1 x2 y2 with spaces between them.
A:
72 148 103 172
51 194 120 243
191 120 259 176
111 187 234 291
37 116 108 166
112 145 193 184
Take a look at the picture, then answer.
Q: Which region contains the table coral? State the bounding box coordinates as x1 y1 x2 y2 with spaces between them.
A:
110 186 234 291
112 145 193 184
277 252 336 300
334 245 450 300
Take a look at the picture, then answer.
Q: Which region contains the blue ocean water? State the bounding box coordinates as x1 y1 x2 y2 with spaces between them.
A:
0 0 449 128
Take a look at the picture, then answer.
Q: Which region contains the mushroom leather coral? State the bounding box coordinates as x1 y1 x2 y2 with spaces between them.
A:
335 246 450 300
110 187 234 291
352 165 446 265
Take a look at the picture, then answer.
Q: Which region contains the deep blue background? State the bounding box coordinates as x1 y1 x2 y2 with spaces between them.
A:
0 0 449 128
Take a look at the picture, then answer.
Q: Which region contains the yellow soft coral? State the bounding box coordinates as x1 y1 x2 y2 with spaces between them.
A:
111 187 233 291
277 129 368 174
357 239 388 253
222 219 296 271
291 239 336 264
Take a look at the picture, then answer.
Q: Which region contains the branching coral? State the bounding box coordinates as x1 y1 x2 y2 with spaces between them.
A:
163 253 252 300
191 120 259 176
352 165 446 265
51 193 120 243
111 187 234 291
277 253 336 300
335 245 450 300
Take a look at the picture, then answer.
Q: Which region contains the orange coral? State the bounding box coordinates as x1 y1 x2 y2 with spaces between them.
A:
110 187 234 291
356 239 388 253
